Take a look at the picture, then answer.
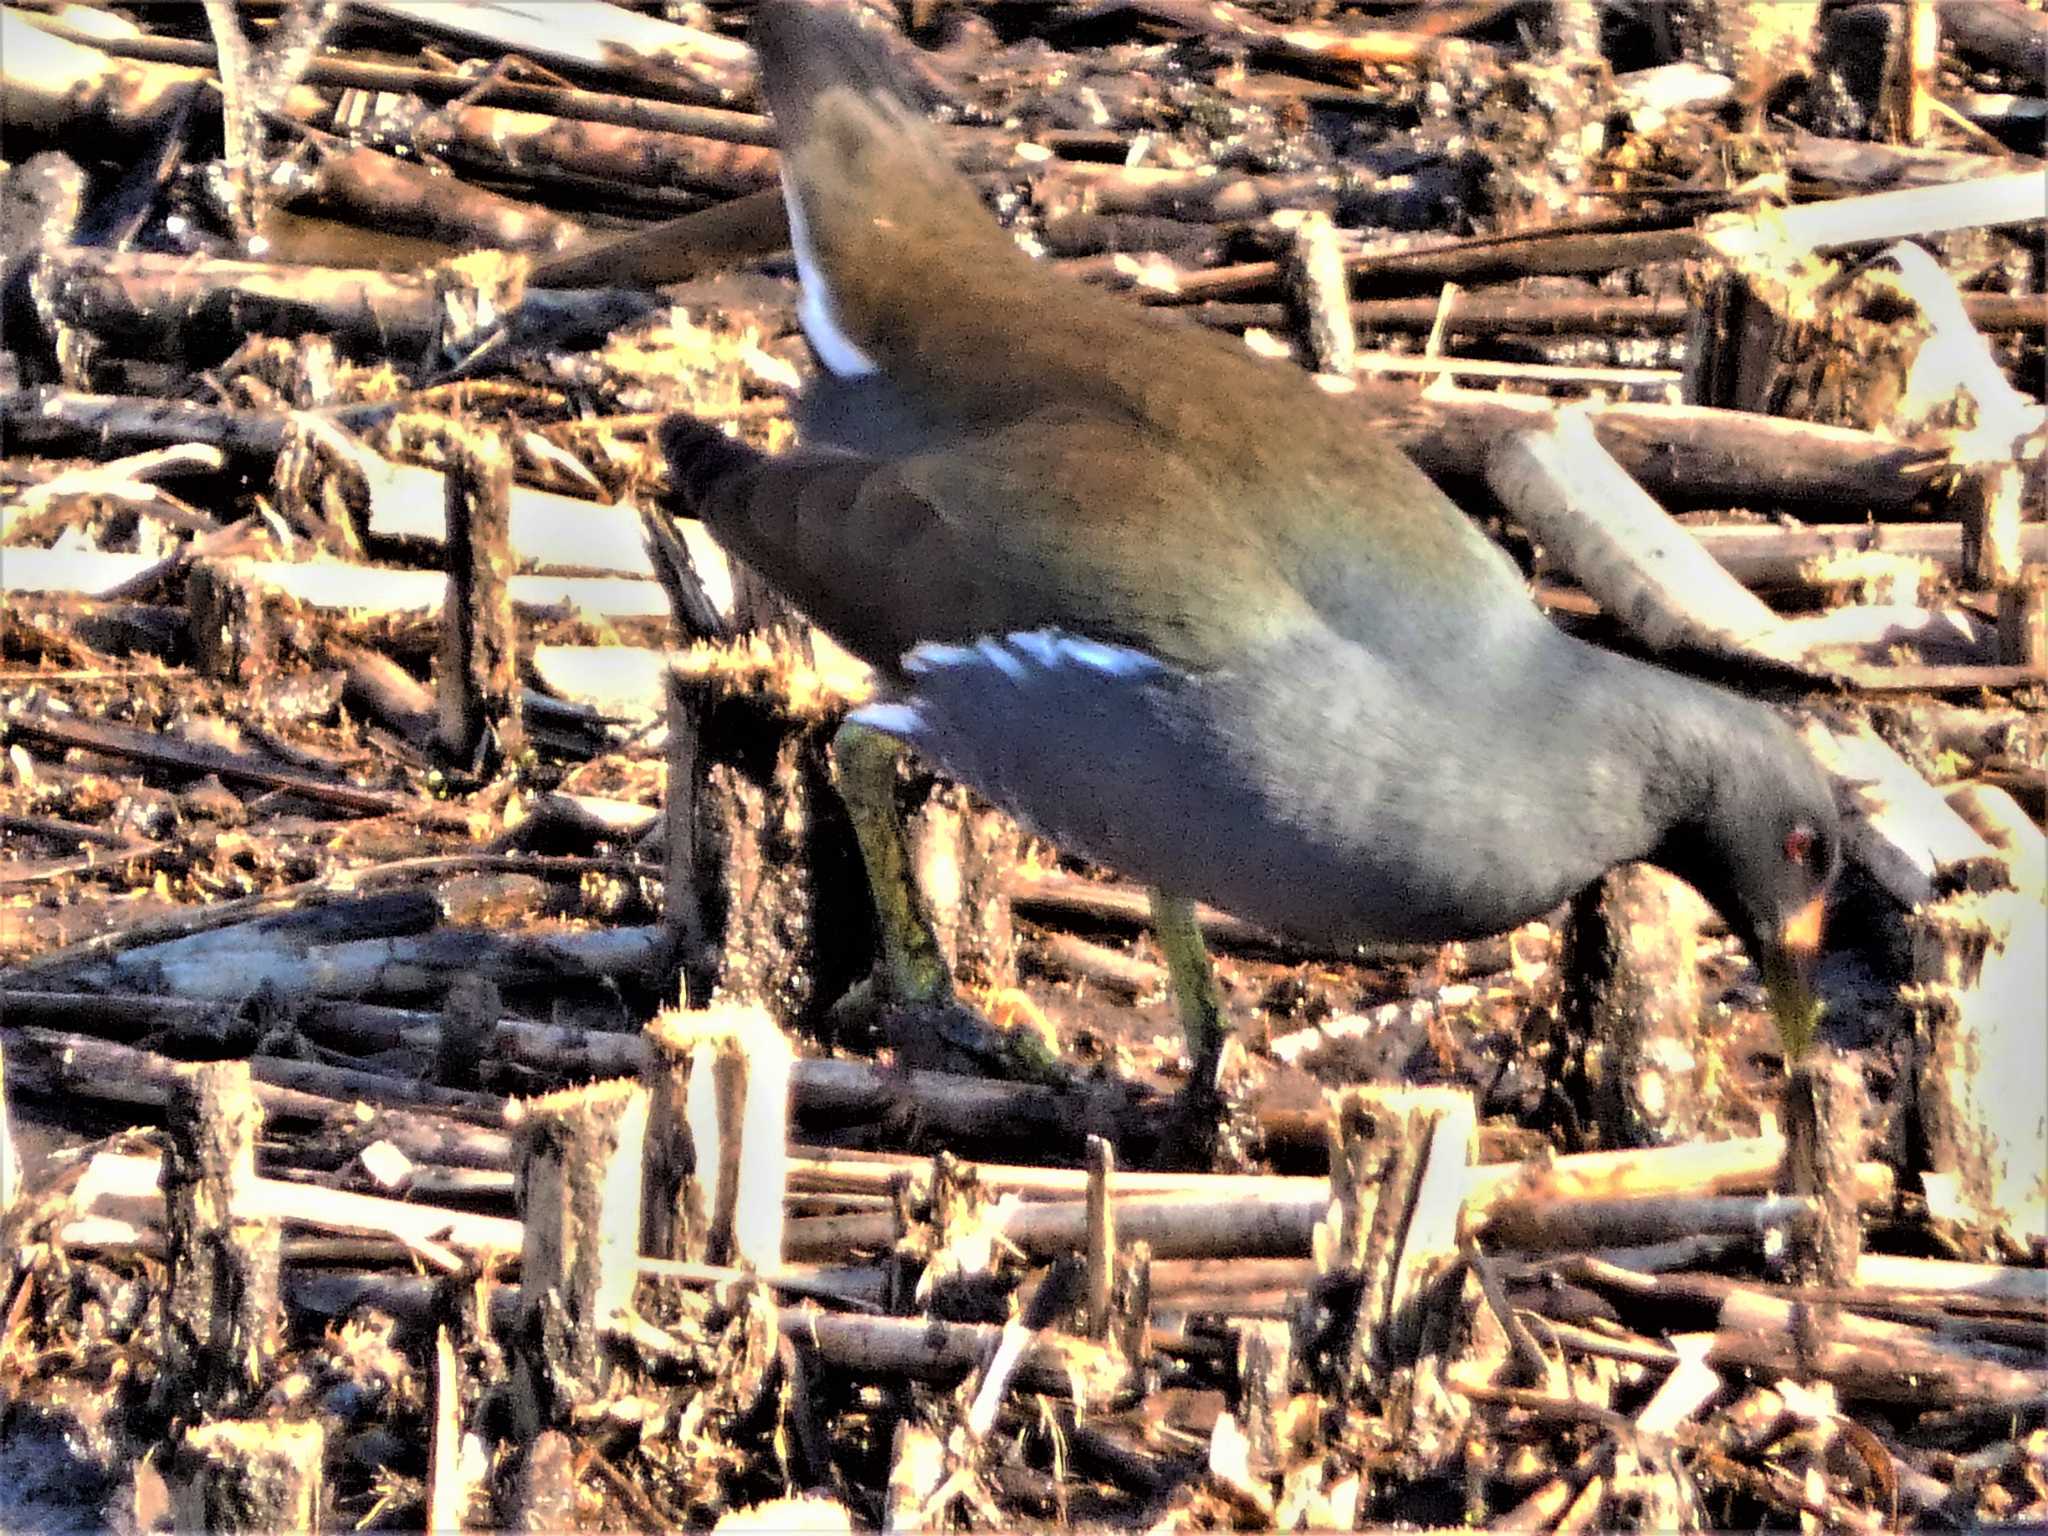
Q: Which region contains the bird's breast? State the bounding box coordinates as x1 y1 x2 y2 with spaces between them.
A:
852 625 1599 950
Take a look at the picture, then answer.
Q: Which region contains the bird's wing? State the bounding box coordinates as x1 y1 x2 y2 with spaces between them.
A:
739 0 1536 668
662 406 1308 675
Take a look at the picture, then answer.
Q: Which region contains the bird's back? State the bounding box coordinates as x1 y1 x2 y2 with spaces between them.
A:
744 0 1534 672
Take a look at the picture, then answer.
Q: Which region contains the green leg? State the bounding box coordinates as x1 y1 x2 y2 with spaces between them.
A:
832 722 1065 1084
832 719 952 1007
1150 888 1226 1088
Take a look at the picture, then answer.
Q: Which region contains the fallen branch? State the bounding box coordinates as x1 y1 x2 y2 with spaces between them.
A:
1797 719 2001 909
352 0 752 99
1689 522 2048 587
1 547 679 620
1709 1287 2048 1406
1702 168 2047 261
1364 385 1943 514
414 103 780 199
5 1027 513 1169
3 706 421 816
15 10 777 142
282 138 585 255
1485 406 1813 667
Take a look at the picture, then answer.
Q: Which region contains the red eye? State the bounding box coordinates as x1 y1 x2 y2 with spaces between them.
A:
1784 825 1816 866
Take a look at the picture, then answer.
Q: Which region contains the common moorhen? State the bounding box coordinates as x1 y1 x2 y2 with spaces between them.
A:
662 0 1841 1089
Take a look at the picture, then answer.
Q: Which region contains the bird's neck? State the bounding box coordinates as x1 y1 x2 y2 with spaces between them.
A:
1524 637 1738 879
1558 639 1783 927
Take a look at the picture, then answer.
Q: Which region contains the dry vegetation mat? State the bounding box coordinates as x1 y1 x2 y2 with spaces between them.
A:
1 0 2044 1529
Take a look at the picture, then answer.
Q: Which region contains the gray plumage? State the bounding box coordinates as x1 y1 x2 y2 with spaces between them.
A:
660 0 1841 986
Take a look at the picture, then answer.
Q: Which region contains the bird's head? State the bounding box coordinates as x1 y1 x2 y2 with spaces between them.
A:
1654 709 1842 1060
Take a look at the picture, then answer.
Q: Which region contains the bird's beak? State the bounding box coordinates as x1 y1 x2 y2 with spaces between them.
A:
1762 893 1827 1061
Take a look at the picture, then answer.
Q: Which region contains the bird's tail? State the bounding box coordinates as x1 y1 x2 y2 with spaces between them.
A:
746 1 1021 381
658 413 761 494
658 414 764 520
749 0 933 151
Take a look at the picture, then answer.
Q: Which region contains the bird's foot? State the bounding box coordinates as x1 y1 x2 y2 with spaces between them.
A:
1155 1031 1270 1171
979 985 1067 1083
1157 1056 1225 1170
829 976 1069 1086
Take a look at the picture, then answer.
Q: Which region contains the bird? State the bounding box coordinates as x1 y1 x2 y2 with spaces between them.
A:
660 0 1842 1115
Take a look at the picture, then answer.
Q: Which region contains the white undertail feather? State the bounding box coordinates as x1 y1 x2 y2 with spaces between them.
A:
782 169 879 378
